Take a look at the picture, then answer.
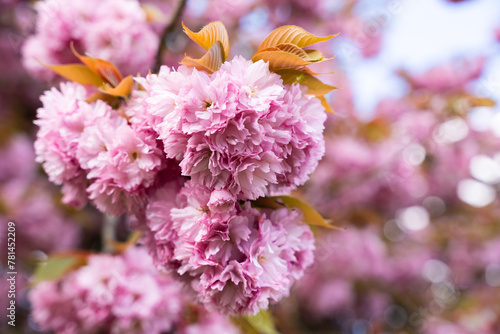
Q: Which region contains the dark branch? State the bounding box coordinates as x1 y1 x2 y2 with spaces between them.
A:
153 0 187 72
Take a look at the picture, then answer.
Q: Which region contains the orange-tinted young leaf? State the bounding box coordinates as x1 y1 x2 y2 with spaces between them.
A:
87 92 110 103
258 43 310 60
86 92 121 109
295 66 334 76
71 43 123 86
275 69 338 96
318 95 334 113
94 59 123 87
182 21 229 61
274 44 326 62
467 96 496 107
304 49 325 62
180 40 224 74
44 63 105 86
252 50 313 70
361 118 392 142
106 231 142 254
140 3 166 23
100 75 134 97
258 25 338 51
70 43 98 72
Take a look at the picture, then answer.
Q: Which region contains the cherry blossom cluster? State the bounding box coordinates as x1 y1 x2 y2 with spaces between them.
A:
33 52 325 314
134 57 326 200
25 0 333 317
34 81 170 215
141 180 315 314
133 59 321 313
30 247 241 334
0 135 80 260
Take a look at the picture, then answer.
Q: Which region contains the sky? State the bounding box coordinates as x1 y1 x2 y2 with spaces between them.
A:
341 0 500 118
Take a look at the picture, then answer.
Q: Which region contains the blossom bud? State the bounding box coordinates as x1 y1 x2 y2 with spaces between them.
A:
208 189 236 213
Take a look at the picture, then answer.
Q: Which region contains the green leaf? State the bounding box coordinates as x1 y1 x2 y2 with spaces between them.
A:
232 310 280 334
32 252 89 284
275 69 338 96
253 196 343 230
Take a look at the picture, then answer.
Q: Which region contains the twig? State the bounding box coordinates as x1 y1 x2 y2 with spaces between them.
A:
102 214 118 253
153 0 187 72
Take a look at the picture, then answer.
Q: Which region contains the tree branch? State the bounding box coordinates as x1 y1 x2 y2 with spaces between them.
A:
154 0 187 72
102 214 118 253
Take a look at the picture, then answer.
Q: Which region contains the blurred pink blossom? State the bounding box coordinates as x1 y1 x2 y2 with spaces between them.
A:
30 247 183 334
22 0 160 81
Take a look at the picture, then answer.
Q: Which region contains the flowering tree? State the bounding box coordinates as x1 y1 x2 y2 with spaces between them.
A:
1 0 499 333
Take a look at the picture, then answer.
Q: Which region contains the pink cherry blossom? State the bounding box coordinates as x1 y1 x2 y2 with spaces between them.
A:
139 56 326 201
22 0 160 81
30 247 183 334
141 180 315 314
